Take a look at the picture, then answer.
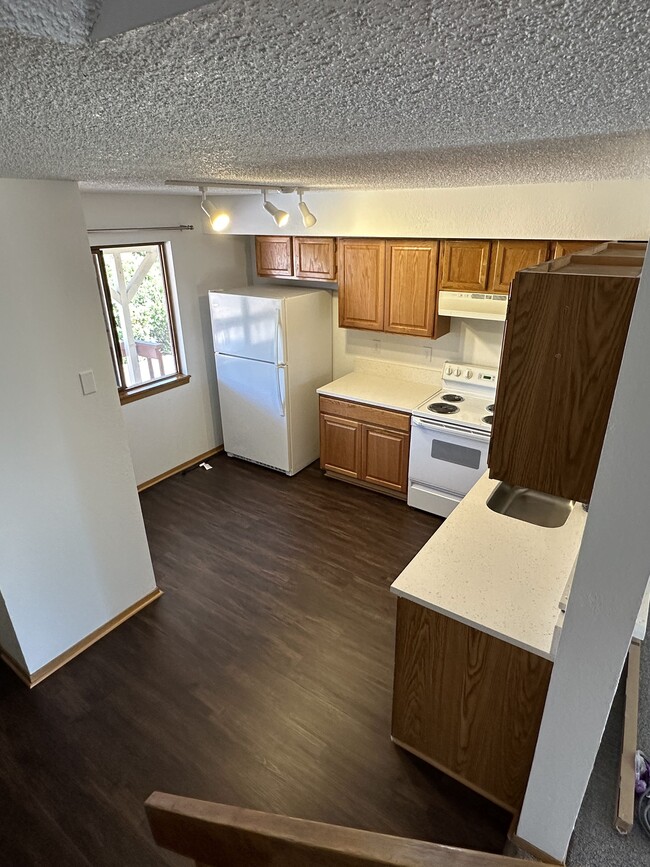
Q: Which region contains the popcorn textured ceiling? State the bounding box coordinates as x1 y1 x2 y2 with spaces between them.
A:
0 0 648 189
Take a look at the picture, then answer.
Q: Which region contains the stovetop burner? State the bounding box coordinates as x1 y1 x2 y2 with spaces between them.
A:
483 415 493 425
429 403 460 415
441 393 464 402
486 404 495 412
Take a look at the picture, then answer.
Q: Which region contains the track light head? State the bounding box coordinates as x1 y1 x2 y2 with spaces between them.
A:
263 191 289 228
298 192 317 228
200 188 230 232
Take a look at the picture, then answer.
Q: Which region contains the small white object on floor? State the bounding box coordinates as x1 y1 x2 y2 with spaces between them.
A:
199 462 212 470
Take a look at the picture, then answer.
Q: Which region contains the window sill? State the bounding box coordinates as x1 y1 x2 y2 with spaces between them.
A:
119 373 191 405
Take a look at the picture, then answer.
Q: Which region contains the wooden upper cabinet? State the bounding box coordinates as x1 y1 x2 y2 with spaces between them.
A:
255 236 293 276
384 240 439 338
552 240 601 258
487 240 550 294
293 237 337 280
337 239 386 331
438 240 491 292
488 247 644 502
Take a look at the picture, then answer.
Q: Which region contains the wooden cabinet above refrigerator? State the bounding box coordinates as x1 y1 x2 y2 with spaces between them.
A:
488 242 647 503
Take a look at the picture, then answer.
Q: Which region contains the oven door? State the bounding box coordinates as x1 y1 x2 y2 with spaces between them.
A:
409 417 490 497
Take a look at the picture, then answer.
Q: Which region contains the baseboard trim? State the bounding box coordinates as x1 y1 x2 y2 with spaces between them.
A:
324 471 407 501
509 833 564 865
390 735 516 814
0 588 163 688
137 446 223 492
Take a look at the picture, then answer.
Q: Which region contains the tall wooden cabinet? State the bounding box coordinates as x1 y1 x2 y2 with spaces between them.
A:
319 396 410 497
337 238 450 339
488 242 646 502
337 239 386 331
384 240 442 337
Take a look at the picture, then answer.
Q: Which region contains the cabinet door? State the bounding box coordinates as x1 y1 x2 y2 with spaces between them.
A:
319 414 361 478
438 240 491 293
552 240 601 259
255 236 293 277
360 425 409 493
487 240 550 294
392 599 552 812
385 240 439 338
337 239 386 331
488 268 639 502
294 237 337 280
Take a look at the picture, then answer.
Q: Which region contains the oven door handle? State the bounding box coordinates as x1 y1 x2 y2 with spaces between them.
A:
412 417 491 442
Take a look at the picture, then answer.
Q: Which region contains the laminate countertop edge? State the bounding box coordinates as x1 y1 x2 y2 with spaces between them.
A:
318 372 439 414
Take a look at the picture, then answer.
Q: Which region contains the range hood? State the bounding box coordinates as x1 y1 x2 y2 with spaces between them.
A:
438 290 508 322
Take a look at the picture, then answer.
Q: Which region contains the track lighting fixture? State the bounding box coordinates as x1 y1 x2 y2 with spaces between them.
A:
200 188 230 232
263 191 289 228
297 192 317 228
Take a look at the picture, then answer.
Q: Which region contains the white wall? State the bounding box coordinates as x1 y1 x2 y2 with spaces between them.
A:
517 257 650 861
201 178 650 240
81 194 249 485
332 294 504 379
0 179 157 674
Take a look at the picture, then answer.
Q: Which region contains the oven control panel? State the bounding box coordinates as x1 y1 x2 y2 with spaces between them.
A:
443 362 498 389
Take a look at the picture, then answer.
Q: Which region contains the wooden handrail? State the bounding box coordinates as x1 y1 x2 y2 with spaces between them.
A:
145 791 554 866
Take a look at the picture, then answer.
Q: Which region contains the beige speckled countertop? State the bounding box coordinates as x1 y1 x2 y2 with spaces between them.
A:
317 372 438 413
391 472 588 660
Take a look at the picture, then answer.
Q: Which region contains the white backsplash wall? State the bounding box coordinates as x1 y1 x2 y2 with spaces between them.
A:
332 292 505 381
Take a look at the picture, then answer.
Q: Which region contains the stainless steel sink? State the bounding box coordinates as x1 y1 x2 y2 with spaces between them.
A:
487 482 575 528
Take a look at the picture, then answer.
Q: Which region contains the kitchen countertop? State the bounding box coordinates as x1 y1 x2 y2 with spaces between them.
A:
391 472 588 660
317 372 438 413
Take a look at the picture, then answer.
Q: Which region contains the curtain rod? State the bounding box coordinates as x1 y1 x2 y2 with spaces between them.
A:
87 224 194 234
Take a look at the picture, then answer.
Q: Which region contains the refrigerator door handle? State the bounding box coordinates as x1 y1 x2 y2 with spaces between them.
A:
276 363 287 417
275 307 286 366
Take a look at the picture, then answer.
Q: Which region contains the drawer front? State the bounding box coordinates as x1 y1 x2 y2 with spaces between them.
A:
319 396 410 432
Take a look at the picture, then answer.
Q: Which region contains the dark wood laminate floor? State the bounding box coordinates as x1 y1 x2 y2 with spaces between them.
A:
0 455 510 865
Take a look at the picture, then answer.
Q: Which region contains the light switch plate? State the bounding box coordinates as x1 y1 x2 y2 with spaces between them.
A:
79 370 97 395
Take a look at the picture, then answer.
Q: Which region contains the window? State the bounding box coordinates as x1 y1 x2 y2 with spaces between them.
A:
92 242 189 403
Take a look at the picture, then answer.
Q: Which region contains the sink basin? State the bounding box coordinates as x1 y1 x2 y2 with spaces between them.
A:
487 482 575 528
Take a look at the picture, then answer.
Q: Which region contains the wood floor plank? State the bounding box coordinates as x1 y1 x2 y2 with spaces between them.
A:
0 456 510 863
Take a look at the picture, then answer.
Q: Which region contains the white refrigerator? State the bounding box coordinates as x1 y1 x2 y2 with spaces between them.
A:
209 287 332 475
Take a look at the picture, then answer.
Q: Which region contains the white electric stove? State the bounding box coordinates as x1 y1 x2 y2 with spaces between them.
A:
408 361 499 518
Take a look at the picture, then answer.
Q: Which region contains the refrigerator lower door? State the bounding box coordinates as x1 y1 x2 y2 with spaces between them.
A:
210 293 284 363
216 353 291 473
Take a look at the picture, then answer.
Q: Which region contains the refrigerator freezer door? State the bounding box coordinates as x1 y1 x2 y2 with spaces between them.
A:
210 292 284 363
216 353 291 472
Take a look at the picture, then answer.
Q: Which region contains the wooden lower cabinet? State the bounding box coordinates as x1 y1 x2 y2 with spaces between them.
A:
360 425 409 493
391 598 552 813
319 397 410 497
320 414 361 478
